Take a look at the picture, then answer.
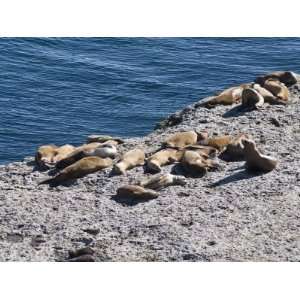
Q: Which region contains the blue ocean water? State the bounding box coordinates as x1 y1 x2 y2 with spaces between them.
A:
1 38 300 164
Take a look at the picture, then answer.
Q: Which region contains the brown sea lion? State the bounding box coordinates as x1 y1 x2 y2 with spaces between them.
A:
55 142 116 170
163 130 208 149
263 79 289 101
86 135 124 144
242 139 278 172
35 144 58 168
138 173 186 191
116 185 158 201
146 148 184 173
241 87 264 109
255 71 297 87
199 84 250 108
113 149 145 175
39 156 112 186
219 134 250 161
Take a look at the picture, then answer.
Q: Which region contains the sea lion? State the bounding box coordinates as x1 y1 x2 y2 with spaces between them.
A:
146 148 184 173
138 173 186 191
40 156 113 186
200 135 234 152
183 144 218 158
56 143 116 170
180 150 215 177
255 71 297 87
242 139 278 172
113 149 145 175
241 87 264 109
199 84 250 108
35 144 58 168
219 134 250 161
86 134 124 144
263 79 289 101
51 144 76 164
116 185 158 201
163 130 208 149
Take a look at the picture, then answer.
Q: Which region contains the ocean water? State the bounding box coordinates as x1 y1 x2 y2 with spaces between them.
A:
1 38 300 164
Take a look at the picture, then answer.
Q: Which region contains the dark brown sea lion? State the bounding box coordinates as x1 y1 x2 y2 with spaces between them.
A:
241 87 264 109
86 135 124 144
255 71 297 87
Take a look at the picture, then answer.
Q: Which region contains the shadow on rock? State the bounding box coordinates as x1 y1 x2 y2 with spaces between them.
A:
209 169 262 187
222 105 253 118
111 195 155 206
171 163 207 178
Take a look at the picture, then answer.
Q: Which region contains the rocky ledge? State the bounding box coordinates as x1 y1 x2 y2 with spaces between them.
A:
1 77 300 262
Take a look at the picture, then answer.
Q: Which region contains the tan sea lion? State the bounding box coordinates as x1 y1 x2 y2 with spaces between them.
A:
263 79 289 101
242 139 278 172
116 185 158 201
241 87 264 109
164 130 208 149
86 135 124 144
138 173 186 191
40 156 113 186
180 150 213 177
52 144 76 164
183 144 218 158
35 144 58 168
113 149 145 175
199 84 250 108
56 143 116 170
146 148 184 173
200 135 234 152
255 71 297 87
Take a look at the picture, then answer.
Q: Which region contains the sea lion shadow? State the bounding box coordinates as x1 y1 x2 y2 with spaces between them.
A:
111 195 153 207
170 163 206 178
43 178 77 188
27 161 51 172
222 105 253 118
142 164 160 175
209 169 262 187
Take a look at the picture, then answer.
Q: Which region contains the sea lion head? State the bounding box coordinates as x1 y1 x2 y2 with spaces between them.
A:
280 71 297 86
146 159 161 173
112 162 126 175
35 144 58 168
195 130 209 142
93 144 117 159
172 175 187 186
241 139 256 151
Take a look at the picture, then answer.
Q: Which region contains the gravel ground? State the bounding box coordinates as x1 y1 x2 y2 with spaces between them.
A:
1 79 300 262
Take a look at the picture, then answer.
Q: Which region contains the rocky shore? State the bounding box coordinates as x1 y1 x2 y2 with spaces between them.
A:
1 78 300 262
